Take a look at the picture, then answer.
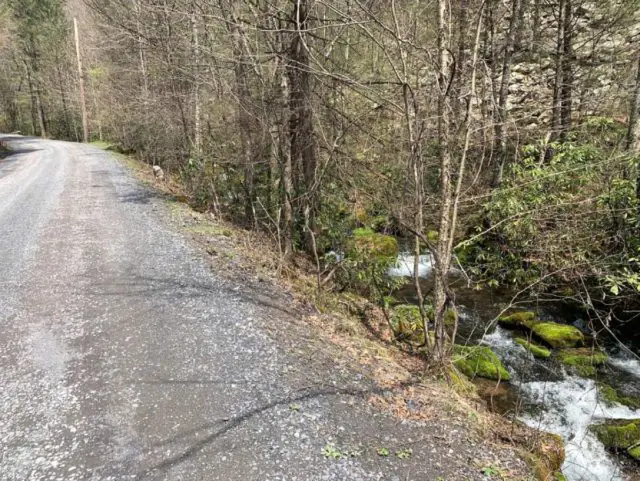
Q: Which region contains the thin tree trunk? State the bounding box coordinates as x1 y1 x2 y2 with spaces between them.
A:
221 0 256 225
55 59 72 139
133 0 149 98
434 0 453 363
192 6 202 157
74 18 89 142
25 63 38 136
626 55 640 217
288 0 317 253
560 0 573 136
493 0 522 187
552 0 566 139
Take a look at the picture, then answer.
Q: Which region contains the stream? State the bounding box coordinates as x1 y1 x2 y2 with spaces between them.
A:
389 253 640 481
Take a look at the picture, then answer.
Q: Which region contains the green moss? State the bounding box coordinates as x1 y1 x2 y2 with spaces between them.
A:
444 308 457 327
514 338 551 358
453 345 510 381
517 431 565 481
390 304 421 333
530 322 584 348
349 228 399 259
628 442 640 460
599 384 640 410
498 311 536 328
590 419 640 450
556 348 607 377
446 366 477 396
390 304 427 343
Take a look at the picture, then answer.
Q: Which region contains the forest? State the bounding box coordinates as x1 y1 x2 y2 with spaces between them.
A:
1 0 640 364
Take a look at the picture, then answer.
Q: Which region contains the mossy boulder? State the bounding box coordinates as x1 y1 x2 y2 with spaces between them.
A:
628 442 640 460
530 322 584 348
453 345 510 381
590 419 640 451
515 338 551 358
348 228 398 259
599 383 640 410
518 431 565 481
498 311 536 328
556 348 607 377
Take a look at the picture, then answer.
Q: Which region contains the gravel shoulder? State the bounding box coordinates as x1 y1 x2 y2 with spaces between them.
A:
0 135 536 481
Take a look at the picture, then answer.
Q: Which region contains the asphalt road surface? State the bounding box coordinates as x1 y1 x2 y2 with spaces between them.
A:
0 135 504 481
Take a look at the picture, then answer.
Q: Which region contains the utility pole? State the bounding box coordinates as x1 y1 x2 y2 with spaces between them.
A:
74 17 89 143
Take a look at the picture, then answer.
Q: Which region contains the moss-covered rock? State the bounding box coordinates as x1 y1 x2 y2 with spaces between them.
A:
348 228 398 259
498 311 536 328
556 348 607 377
628 442 640 460
445 366 477 396
530 322 584 348
517 431 565 481
599 383 640 410
515 337 551 358
590 419 640 451
453 345 510 381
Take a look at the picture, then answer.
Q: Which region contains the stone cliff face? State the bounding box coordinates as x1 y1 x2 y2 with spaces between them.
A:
482 0 640 135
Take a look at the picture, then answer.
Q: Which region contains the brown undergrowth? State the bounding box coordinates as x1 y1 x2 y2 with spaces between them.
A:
95 142 566 481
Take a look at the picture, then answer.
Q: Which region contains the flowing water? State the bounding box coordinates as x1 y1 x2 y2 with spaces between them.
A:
484 329 640 481
388 253 640 481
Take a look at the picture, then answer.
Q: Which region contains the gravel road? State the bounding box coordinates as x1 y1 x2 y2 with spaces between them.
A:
0 135 523 481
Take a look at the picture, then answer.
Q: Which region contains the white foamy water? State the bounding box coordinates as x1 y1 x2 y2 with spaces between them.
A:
480 328 640 481
387 253 434 278
609 354 640 378
521 377 640 481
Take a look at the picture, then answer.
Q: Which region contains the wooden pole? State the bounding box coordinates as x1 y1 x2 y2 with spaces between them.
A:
74 17 89 143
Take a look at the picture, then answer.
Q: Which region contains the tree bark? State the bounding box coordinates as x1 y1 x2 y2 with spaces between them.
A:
560 0 573 136
287 0 317 253
493 0 522 187
74 18 89 143
552 0 566 139
434 0 453 363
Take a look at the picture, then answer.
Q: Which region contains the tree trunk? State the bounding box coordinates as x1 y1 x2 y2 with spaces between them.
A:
74 18 89 143
626 55 640 218
434 0 454 363
192 6 202 157
288 0 317 253
552 0 566 139
221 0 256 226
493 0 522 187
560 0 573 136
25 63 38 136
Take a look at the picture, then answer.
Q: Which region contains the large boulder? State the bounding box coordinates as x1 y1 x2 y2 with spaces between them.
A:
556 348 607 377
530 322 584 348
453 345 510 381
599 383 640 410
498 311 536 329
347 228 398 260
590 419 640 452
629 442 640 460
